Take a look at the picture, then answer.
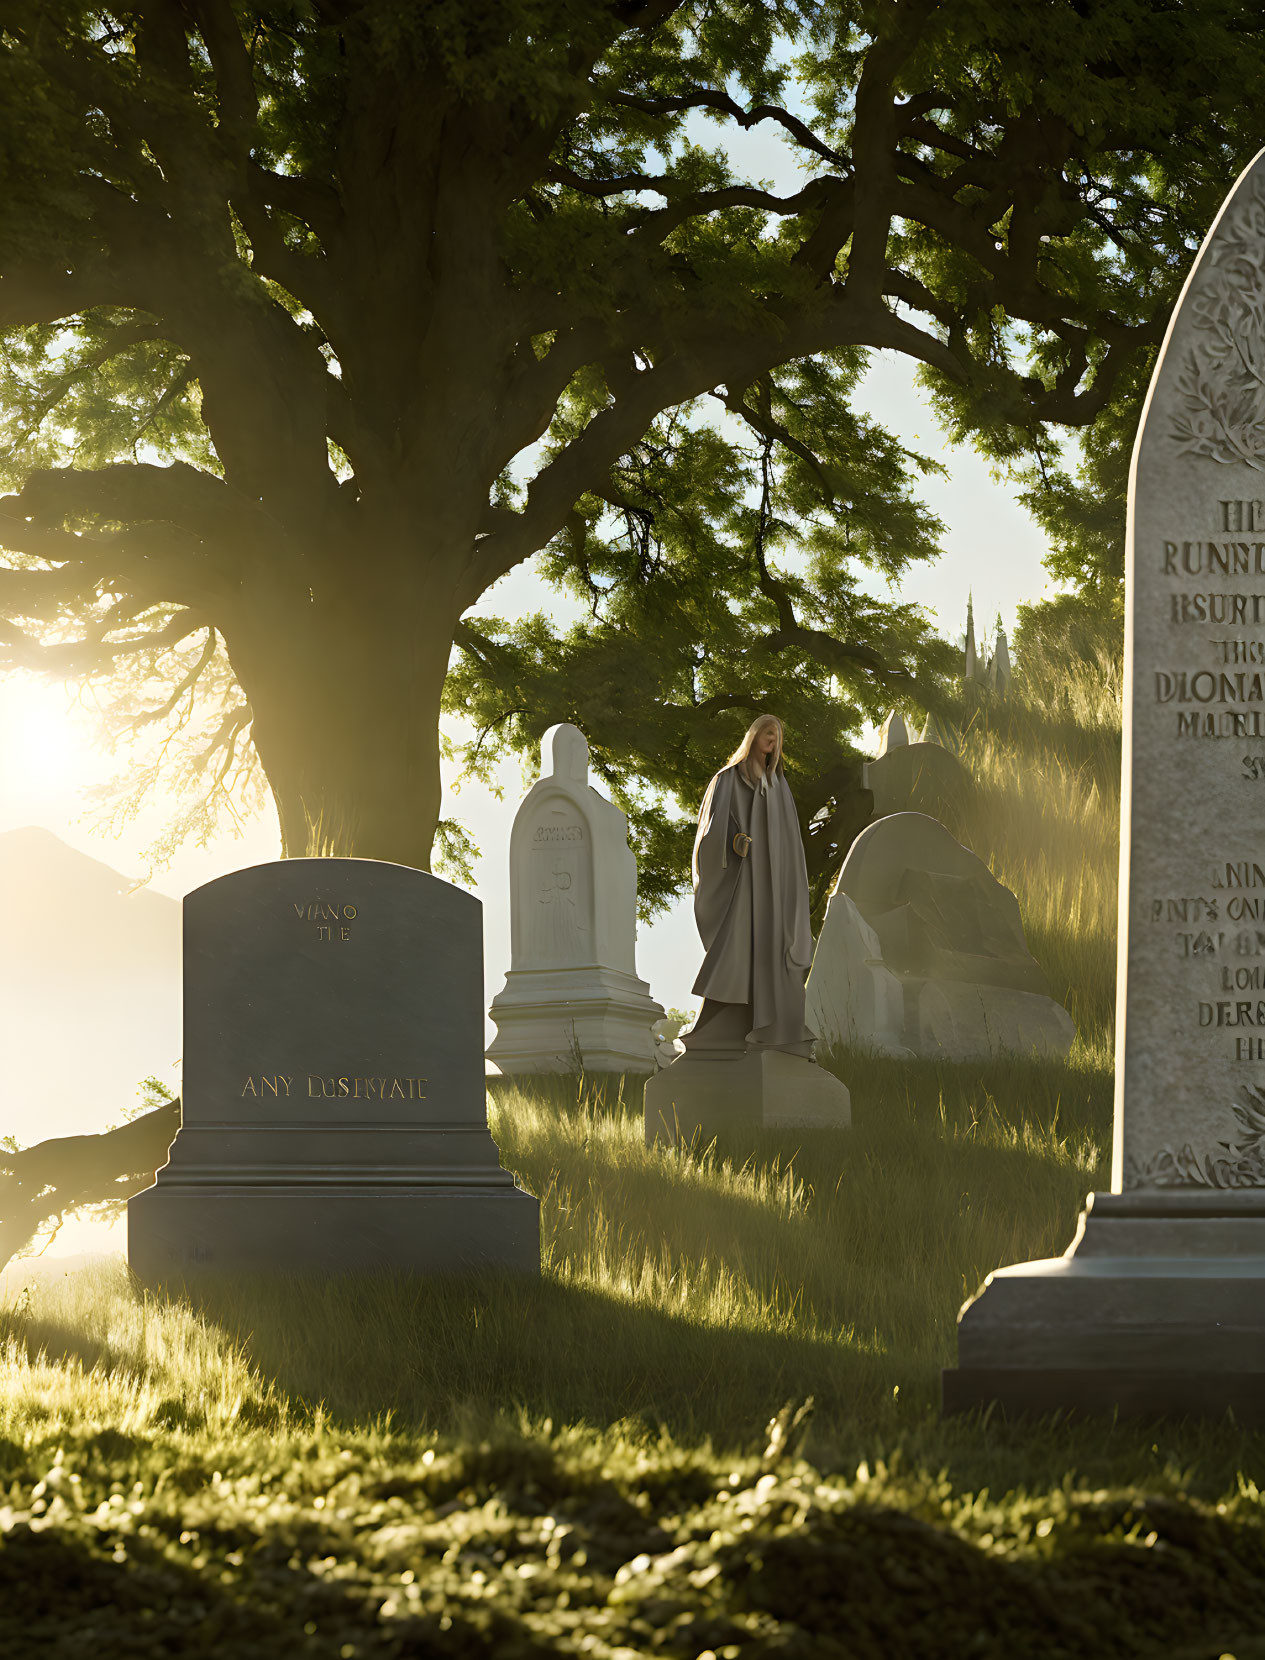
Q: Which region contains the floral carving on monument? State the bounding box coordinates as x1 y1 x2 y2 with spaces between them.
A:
1126 1083 1265 1188
1171 174 1265 469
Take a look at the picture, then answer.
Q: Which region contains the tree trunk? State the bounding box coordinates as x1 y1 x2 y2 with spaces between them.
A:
229 583 460 870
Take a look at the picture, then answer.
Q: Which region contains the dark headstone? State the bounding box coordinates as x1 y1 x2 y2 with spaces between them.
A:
128 859 539 1280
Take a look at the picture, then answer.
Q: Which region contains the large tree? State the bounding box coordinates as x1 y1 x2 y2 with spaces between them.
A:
1 0 1261 869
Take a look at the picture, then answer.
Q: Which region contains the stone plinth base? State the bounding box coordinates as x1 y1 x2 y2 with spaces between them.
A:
644 1049 851 1148
943 1190 1265 1421
129 1177 540 1284
488 966 663 1074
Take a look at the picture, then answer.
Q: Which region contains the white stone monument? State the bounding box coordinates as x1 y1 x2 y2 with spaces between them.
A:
946 151 1265 1421
487 724 663 1073
990 626 1013 696
964 594 979 684
805 883 909 1057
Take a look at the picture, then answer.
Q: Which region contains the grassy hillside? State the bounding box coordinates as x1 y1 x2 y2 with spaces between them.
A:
6 650 1265 1658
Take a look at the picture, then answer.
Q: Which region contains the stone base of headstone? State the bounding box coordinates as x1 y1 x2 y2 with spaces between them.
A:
644 1049 851 1147
129 1172 539 1281
487 966 663 1073
942 1190 1265 1422
904 977 1076 1061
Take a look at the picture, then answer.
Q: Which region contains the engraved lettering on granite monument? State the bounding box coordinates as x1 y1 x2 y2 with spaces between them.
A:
945 151 1265 1423
1120 167 1265 1187
294 899 358 942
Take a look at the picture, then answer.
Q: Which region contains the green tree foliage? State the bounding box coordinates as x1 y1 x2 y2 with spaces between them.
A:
448 352 957 917
0 0 1262 873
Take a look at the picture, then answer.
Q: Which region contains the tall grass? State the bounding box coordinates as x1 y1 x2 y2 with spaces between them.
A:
951 644 1123 1049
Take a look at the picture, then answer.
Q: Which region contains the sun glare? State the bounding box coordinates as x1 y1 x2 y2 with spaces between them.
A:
1 677 99 802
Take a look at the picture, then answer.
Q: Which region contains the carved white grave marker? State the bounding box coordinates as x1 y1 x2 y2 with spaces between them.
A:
488 724 663 1072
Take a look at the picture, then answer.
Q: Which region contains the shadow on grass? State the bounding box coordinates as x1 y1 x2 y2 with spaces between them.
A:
8 1255 1265 1514
5 1135 1103 1459
9 1267 878 1446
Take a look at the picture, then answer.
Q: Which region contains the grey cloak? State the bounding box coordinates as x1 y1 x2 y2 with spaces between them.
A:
685 763 817 1056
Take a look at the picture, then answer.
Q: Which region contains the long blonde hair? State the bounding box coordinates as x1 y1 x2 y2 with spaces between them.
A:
726 715 785 786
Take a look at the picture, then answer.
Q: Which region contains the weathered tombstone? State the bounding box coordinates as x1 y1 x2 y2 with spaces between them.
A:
805 884 910 1057
128 859 539 1280
839 813 1075 1061
945 150 1265 1420
487 723 664 1072
863 741 971 826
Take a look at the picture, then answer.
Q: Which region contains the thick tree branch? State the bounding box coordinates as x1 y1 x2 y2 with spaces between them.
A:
0 1101 180 1275
128 625 219 727
606 88 850 172
0 608 208 672
711 385 842 505
0 461 303 617
9 461 277 553
843 1 939 311
188 0 259 139
472 282 972 598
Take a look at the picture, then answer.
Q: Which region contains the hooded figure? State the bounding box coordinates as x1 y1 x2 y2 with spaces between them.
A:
682 715 817 1058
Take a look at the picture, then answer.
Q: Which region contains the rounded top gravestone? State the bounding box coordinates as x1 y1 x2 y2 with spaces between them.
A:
837 812 1049 996
128 856 541 1281
549 722 590 782
506 722 638 976
183 858 486 1127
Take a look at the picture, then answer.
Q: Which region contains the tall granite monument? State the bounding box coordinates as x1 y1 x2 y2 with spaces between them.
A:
946 150 1265 1418
487 723 663 1073
129 859 540 1280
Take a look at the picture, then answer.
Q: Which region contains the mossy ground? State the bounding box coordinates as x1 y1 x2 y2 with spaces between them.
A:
4 652 1264 1657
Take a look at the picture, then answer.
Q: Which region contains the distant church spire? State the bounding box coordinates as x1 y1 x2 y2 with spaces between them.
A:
992 624 1012 695
964 592 977 683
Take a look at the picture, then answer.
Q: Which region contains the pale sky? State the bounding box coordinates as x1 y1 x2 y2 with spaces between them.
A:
0 71 1064 1261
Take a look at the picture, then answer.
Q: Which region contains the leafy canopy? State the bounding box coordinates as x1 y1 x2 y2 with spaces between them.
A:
0 0 1261 879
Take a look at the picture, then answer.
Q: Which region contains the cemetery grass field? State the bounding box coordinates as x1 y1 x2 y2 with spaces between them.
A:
6 652 1265 1657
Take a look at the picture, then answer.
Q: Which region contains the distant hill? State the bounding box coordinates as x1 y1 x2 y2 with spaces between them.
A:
1 827 180 1143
